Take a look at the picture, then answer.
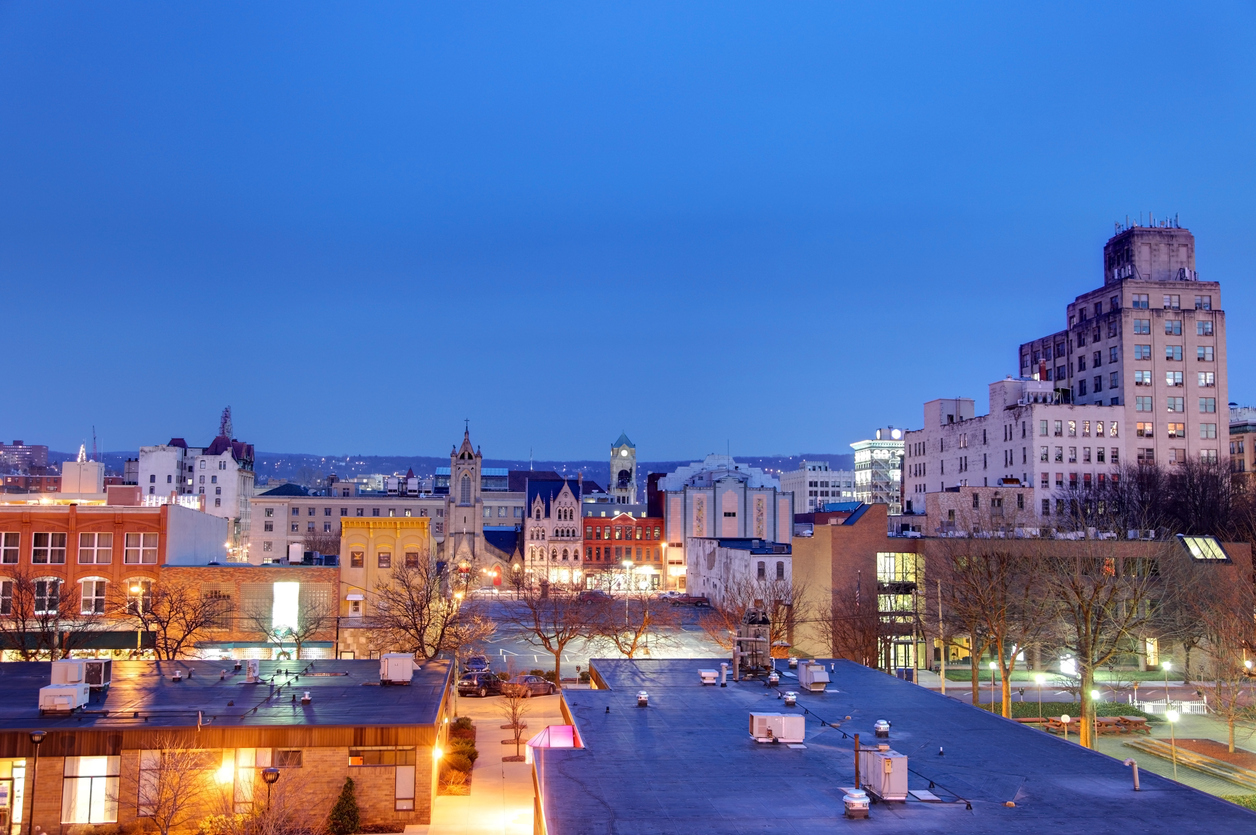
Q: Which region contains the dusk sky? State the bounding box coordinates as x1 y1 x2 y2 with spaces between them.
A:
3 4 1254 461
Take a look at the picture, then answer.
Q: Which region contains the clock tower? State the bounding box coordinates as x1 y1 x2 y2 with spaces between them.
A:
610 432 637 504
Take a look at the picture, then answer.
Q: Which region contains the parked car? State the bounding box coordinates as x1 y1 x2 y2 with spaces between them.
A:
457 672 503 698
502 674 556 697
669 594 710 607
463 655 491 673
656 590 682 600
577 590 612 603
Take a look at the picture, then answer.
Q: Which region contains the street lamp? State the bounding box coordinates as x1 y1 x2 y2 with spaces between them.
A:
1034 673 1046 718
1162 660 1172 708
261 766 280 808
1060 714 1071 743
27 731 45 835
989 660 998 710
1165 709 1180 778
621 560 633 624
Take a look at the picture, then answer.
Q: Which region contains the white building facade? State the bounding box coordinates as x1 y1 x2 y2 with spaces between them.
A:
850 428 904 514
685 537 792 610
525 478 584 585
779 460 856 512
660 455 793 579
902 378 1124 521
139 435 255 550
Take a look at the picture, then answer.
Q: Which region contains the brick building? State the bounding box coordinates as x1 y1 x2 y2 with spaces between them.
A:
161 564 340 660
0 504 227 659
0 658 451 833
581 509 665 591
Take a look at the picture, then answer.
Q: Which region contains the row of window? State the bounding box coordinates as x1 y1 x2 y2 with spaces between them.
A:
584 525 662 541
1126 293 1212 311
1134 397 1217 413
1133 370 1216 387
0 532 158 565
1041 420 1118 439
269 506 448 519
0 576 152 616
587 546 662 562
1135 422 1219 439
1040 447 1121 464
528 546 581 561
347 551 421 569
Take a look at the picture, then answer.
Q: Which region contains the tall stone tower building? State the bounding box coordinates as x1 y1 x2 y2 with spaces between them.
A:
610 432 637 504
1019 222 1228 468
445 429 484 563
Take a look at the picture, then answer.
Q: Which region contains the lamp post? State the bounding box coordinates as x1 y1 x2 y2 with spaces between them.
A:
988 660 998 710
1166 709 1180 778
1060 714 1070 743
1035 673 1046 718
261 766 280 808
1162 660 1172 709
26 731 45 835
130 583 144 656
621 560 633 624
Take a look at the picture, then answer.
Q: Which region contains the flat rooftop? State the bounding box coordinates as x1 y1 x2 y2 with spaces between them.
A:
0 659 450 732
538 658 1255 833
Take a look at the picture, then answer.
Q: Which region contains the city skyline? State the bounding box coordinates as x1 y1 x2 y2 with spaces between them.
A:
3 5 1255 458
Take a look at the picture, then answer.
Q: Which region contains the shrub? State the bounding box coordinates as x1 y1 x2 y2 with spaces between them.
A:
328 777 361 835
442 752 474 774
529 669 558 682
449 738 479 763
1222 796 1256 812
451 716 474 731
578 671 590 683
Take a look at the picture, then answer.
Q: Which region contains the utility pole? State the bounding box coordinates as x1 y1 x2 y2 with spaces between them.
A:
937 579 945 697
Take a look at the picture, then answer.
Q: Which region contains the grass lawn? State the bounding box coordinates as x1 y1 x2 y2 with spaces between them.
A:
974 700 1159 721
944 667 1174 683
1222 796 1256 812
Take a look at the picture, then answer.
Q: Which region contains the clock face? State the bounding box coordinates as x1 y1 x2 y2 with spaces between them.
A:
620 449 629 457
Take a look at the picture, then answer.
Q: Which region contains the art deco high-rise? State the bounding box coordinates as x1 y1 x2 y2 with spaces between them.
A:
1019 223 1227 468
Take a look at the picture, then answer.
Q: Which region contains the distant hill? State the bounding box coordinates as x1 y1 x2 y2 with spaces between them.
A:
53 450 856 488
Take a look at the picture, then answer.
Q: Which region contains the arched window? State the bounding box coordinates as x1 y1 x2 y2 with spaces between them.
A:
551 548 557 560
776 561 785 580
757 561 766 579
535 508 541 520
0 578 12 615
562 549 569 561
459 474 471 505
80 577 107 615
574 548 580 560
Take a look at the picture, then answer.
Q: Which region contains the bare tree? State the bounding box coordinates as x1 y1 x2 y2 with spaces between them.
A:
499 689 532 761
371 560 495 660
589 591 680 659
129 733 219 835
0 569 103 660
240 590 337 660
300 531 341 558
814 582 882 668
926 540 1051 717
1040 540 1163 748
503 587 589 684
109 577 228 660
700 576 811 658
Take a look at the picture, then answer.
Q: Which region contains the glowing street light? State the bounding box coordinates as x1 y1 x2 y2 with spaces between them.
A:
989 660 998 710
1166 709 1180 778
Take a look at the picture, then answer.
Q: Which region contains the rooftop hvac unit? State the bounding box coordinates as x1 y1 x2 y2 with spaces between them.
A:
39 683 89 713
749 712 805 744
50 659 86 685
797 662 829 693
380 653 419 685
85 659 112 689
858 746 908 801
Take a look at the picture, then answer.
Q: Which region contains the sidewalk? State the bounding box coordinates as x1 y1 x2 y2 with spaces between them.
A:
422 692 567 835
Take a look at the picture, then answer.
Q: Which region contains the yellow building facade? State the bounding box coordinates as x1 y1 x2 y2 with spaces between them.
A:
338 516 434 658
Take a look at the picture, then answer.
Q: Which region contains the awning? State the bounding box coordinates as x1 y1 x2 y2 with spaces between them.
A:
346 593 365 601
525 725 578 764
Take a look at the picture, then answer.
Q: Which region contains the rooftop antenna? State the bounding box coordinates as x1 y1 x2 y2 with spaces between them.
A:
530 448 533 471
91 426 97 462
219 406 233 439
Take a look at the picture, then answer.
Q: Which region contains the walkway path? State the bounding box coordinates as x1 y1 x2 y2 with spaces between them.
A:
420 692 567 835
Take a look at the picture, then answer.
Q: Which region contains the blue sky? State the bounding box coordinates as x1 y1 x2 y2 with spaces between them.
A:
2 3 1254 460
